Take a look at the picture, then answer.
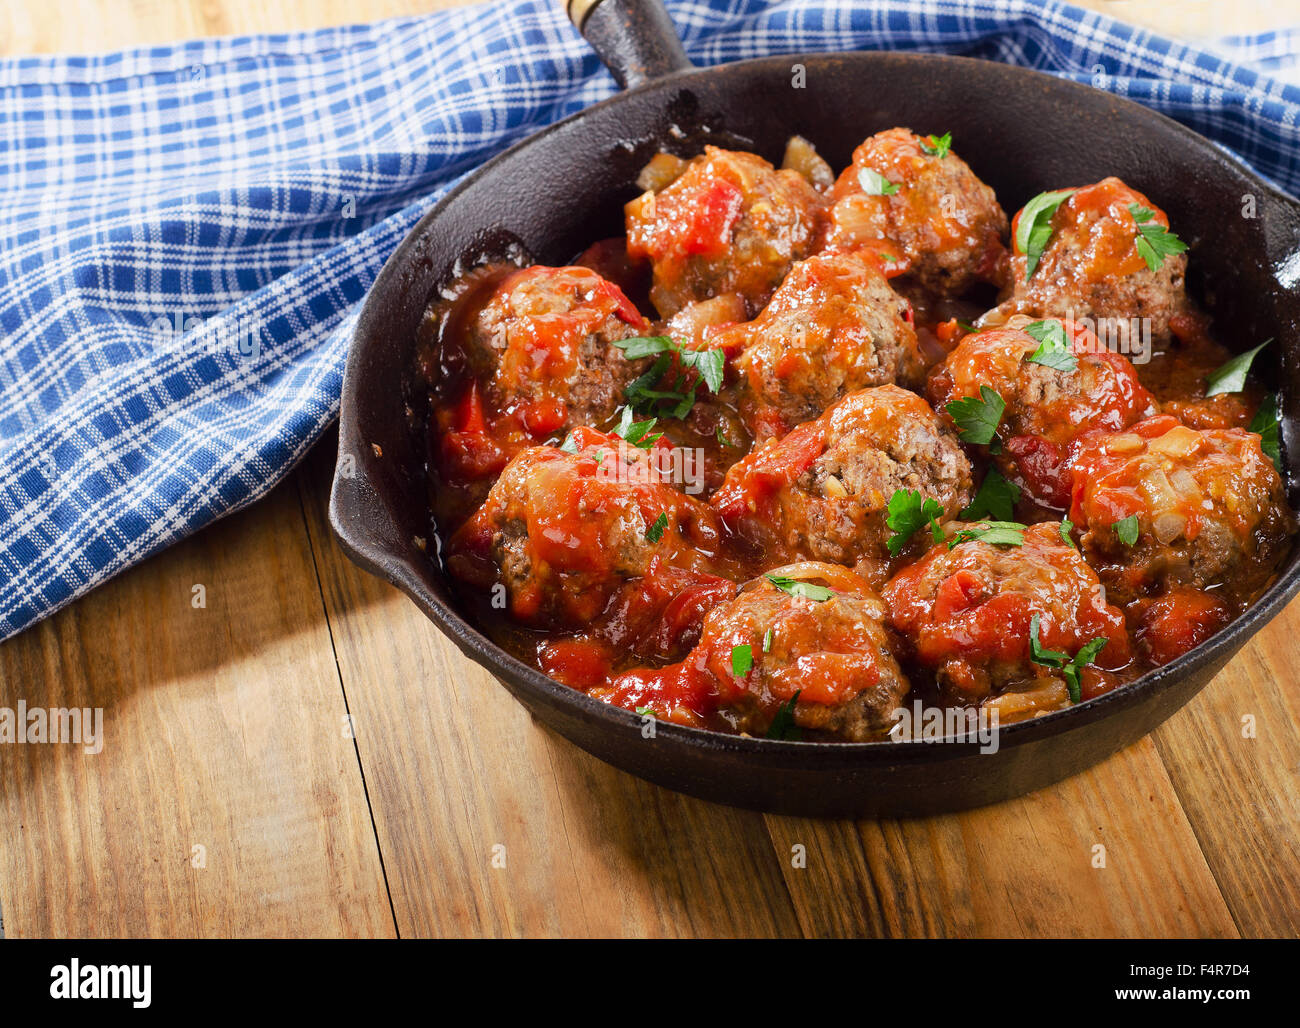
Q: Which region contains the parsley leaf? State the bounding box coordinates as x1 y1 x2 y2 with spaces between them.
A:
1016 188 1076 279
682 347 725 394
614 335 725 421
765 691 802 740
613 335 675 359
731 644 753 679
886 489 946 556
960 468 1021 522
1112 514 1140 546
1127 203 1188 271
765 574 834 602
634 705 655 717
1028 613 1070 668
1249 393 1283 474
948 521 1026 549
919 131 952 158
1029 614 1108 703
613 405 662 449
1024 319 1078 373
946 386 1006 448
645 512 668 542
858 168 899 196
1059 518 1076 549
1205 339 1271 397
558 433 579 454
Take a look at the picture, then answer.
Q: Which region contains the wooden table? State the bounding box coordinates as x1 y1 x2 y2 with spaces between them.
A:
2 0 1298 939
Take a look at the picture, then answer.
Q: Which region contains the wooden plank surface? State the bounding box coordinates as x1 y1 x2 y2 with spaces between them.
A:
0 484 394 937
1 0 1298 940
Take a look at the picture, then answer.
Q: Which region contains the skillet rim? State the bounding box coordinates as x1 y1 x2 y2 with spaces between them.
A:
331 48 1300 759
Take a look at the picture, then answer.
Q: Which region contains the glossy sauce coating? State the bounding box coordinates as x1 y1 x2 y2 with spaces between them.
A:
420 133 1294 741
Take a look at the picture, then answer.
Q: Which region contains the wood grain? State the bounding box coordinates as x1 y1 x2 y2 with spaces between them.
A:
296 437 801 938
0 484 394 937
764 739 1237 938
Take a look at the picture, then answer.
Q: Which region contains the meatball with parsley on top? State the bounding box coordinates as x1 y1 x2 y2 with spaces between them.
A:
995 176 1189 345
927 316 1157 510
602 562 910 739
625 145 825 320
712 385 973 585
821 127 1009 296
883 521 1132 719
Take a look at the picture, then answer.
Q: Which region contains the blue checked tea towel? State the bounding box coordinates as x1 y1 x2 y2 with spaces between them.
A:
2 0 1300 641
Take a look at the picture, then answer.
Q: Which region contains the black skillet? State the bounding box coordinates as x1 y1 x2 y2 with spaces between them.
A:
329 0 1300 817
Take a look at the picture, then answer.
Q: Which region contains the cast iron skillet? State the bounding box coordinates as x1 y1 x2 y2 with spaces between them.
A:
329 0 1300 817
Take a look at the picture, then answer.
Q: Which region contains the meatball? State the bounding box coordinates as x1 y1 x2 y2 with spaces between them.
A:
821 127 1008 296
710 250 921 441
446 427 726 627
996 177 1188 345
604 563 910 739
625 145 824 319
1068 415 1294 605
456 264 651 436
927 317 1156 508
711 386 974 584
883 521 1132 710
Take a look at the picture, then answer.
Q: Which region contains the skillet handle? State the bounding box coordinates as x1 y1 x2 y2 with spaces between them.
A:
566 0 694 89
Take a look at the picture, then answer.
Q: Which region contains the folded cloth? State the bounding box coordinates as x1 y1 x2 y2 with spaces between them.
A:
2 0 1299 642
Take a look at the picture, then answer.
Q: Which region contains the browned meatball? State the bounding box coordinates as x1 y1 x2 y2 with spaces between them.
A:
883 522 1132 714
1069 415 1293 605
926 317 1157 509
452 264 652 437
625 145 824 319
997 177 1188 345
712 385 973 584
822 127 1008 296
709 249 921 441
605 563 910 739
446 427 726 627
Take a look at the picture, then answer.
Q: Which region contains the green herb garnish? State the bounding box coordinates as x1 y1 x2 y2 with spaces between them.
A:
1059 518 1076 549
766 691 802 740
1112 514 1140 545
858 168 899 196
1249 393 1283 473
765 574 834 602
1029 614 1108 703
1016 188 1076 279
946 386 1006 448
1127 203 1188 271
947 521 1026 549
645 512 668 542
613 405 663 449
762 627 773 653
886 489 946 556
731 644 753 679
959 468 1021 522
1024 319 1078 373
615 335 725 420
1205 339 1271 397
919 131 952 158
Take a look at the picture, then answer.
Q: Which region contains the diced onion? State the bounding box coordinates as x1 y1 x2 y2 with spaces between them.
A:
782 135 835 189
1148 424 1201 459
1169 468 1200 500
636 152 687 193
1152 512 1186 544
1105 433 1143 454
822 475 849 499
1140 468 1177 509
